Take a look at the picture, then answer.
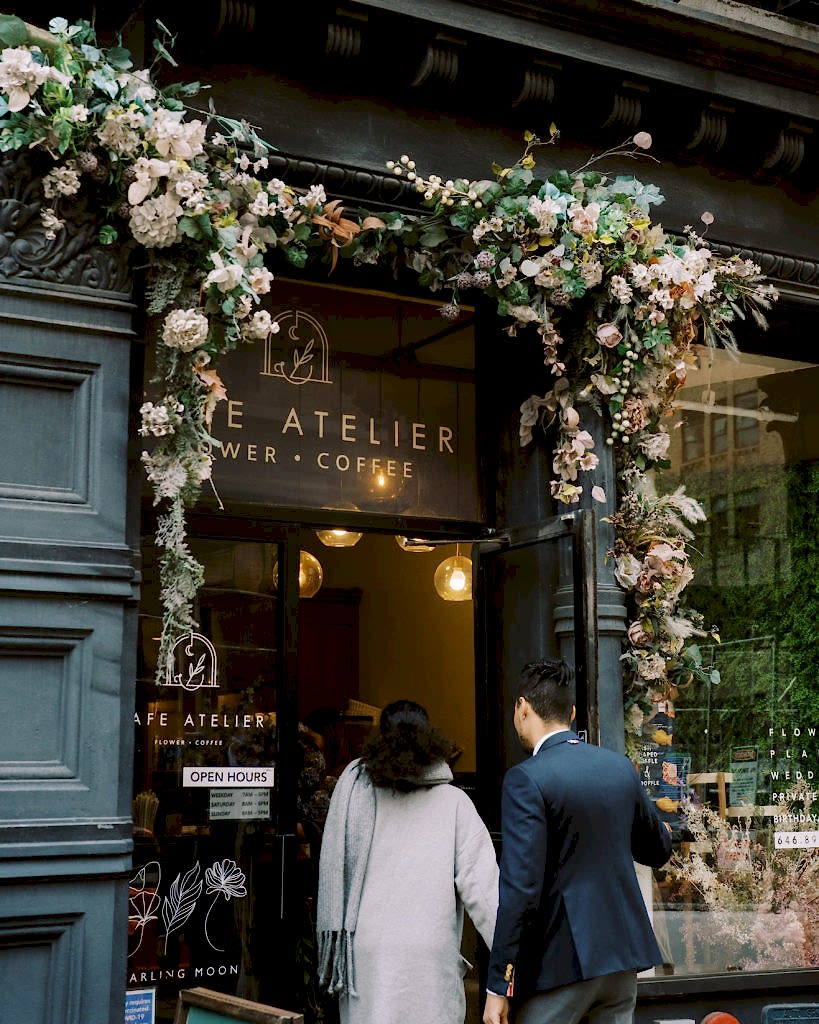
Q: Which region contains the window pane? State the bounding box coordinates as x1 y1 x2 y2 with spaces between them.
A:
734 388 760 449
682 411 705 462
645 344 819 977
711 413 728 454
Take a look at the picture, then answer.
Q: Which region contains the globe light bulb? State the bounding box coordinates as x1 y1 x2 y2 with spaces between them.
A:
315 528 363 548
272 550 324 598
433 554 472 601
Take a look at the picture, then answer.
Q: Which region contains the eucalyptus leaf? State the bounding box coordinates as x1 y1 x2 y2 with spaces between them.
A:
0 14 29 48
90 69 119 99
105 46 133 71
419 225 449 247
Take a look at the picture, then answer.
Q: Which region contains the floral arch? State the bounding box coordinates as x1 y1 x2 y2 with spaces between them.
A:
0 14 778 747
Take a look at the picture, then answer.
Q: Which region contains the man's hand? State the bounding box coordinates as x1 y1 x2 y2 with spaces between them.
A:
483 992 509 1024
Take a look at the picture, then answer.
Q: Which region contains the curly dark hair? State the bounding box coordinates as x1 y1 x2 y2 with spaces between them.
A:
360 699 455 791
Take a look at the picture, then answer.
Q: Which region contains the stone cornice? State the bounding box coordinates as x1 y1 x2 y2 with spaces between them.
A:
289 1 819 189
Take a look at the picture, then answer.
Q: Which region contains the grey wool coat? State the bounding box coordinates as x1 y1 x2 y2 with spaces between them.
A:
324 760 499 1024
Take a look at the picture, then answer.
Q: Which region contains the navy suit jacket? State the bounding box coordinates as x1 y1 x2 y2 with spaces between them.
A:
486 730 672 998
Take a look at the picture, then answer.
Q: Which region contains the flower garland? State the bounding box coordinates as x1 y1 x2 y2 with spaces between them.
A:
0 15 778 742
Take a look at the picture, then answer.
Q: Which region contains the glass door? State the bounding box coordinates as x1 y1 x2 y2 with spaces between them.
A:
474 509 596 830
129 526 304 1020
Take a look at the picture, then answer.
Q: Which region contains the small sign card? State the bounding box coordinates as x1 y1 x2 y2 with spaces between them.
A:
209 788 272 820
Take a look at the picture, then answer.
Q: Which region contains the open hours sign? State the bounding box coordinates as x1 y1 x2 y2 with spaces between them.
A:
182 767 274 788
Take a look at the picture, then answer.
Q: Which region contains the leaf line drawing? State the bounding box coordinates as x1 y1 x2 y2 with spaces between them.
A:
161 861 203 954
128 860 162 959
203 858 248 951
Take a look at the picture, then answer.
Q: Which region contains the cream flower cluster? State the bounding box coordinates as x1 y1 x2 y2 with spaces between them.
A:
139 399 184 438
0 45 70 111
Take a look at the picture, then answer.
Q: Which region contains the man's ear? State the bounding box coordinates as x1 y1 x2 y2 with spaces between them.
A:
571 704 577 723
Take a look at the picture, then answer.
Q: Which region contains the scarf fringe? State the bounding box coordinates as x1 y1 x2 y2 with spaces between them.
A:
317 929 357 995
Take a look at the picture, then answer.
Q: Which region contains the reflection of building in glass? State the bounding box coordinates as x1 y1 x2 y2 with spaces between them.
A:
665 353 810 590
649 346 819 976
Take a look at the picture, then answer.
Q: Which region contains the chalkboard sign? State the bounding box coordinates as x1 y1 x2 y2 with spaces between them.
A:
173 987 304 1024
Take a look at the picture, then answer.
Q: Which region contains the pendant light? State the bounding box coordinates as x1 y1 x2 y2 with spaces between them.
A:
315 528 363 548
272 549 324 598
433 545 472 601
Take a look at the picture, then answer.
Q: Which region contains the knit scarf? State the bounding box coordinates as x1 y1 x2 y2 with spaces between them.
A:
316 758 374 996
316 757 453 995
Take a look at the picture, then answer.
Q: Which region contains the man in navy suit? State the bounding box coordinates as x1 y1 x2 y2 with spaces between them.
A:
483 659 672 1024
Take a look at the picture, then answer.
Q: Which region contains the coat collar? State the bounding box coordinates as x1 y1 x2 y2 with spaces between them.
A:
534 729 576 755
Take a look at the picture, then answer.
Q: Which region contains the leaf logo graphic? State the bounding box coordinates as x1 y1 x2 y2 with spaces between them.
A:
161 861 203 954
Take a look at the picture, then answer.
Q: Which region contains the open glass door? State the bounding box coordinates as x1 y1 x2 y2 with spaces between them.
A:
473 508 597 832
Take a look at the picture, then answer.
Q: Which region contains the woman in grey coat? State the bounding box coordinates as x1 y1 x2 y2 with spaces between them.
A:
316 700 499 1024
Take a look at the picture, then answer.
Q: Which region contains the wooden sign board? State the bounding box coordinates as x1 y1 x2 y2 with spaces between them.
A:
174 987 304 1024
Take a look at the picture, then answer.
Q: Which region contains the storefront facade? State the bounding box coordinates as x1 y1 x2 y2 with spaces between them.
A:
2 2 819 1023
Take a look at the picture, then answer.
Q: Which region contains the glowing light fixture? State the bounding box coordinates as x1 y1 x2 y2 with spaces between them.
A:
365 466 404 502
315 528 363 548
272 549 324 598
433 546 472 601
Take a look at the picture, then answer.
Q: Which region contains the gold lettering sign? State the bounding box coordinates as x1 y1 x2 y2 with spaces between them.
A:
209 290 479 520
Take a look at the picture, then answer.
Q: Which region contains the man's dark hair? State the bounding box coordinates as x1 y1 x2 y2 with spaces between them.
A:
516 659 575 724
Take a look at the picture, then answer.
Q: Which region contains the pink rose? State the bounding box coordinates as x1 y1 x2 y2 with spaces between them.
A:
627 620 651 646
596 323 622 348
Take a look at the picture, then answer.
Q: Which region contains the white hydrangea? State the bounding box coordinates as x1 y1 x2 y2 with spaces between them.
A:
116 68 156 103
249 191 271 217
168 167 209 202
42 162 82 199
96 108 146 157
129 192 182 248
527 195 562 235
162 309 209 352
636 652 667 680
66 104 89 123
139 401 182 437
609 275 633 303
